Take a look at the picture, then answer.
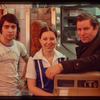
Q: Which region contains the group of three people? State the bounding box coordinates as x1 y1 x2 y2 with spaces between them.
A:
0 12 100 96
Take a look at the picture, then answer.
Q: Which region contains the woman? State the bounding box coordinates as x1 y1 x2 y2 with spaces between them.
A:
26 26 66 96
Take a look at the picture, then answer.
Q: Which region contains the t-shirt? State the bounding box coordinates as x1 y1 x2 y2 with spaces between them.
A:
0 40 27 96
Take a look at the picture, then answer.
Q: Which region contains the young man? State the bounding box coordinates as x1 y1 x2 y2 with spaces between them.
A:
0 14 29 96
45 12 100 80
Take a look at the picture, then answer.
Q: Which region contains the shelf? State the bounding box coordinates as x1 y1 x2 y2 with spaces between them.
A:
64 16 76 19
64 25 76 28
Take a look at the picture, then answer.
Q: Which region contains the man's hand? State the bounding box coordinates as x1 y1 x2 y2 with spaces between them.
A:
45 63 63 80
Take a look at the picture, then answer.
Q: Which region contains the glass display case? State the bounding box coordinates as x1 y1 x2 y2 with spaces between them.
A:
61 5 100 44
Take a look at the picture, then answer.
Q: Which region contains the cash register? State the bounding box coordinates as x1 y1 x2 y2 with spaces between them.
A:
53 71 100 96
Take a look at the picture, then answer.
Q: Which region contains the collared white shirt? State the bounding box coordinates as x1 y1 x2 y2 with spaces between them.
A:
26 48 66 79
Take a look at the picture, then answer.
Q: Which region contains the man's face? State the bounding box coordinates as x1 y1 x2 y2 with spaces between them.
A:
1 21 17 41
77 19 98 43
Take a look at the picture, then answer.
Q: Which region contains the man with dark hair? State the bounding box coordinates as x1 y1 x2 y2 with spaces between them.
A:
45 12 100 80
0 14 29 96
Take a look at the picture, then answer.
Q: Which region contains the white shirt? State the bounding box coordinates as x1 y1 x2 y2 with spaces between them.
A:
0 40 27 96
26 48 66 79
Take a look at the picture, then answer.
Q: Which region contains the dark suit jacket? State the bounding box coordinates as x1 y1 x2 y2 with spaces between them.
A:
61 32 100 73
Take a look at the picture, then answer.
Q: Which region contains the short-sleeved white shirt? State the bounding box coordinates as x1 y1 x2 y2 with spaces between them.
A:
26 48 66 79
0 40 27 96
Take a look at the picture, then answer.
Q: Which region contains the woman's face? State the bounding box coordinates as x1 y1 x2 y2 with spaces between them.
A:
39 30 58 52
